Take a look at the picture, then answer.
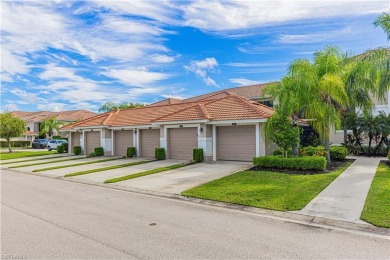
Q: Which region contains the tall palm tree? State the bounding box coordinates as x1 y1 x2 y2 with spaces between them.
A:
40 116 61 139
265 46 349 161
374 12 390 41
341 47 390 140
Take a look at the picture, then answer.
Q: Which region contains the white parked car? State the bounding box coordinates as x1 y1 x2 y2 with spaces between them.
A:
47 139 68 151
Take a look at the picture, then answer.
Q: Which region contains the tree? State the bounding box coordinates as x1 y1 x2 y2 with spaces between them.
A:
0 112 26 153
342 47 390 140
98 101 145 112
265 46 349 162
40 116 61 139
265 110 300 158
374 12 390 41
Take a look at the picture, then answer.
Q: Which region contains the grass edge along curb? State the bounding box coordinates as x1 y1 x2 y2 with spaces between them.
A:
8 156 86 168
104 162 190 183
65 160 150 177
1 155 66 165
0 151 57 161
33 157 120 172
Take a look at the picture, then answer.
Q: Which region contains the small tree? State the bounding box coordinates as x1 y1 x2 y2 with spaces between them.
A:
0 112 26 153
40 116 61 139
265 111 300 158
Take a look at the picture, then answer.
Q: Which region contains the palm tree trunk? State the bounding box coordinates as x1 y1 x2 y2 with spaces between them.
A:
324 136 331 162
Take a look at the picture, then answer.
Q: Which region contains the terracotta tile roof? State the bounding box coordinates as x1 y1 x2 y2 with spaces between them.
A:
12 110 97 122
148 98 183 107
153 93 274 123
61 93 275 130
24 130 39 135
183 82 274 103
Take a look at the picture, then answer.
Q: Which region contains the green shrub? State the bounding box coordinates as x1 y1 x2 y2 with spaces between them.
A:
73 146 82 155
87 152 96 158
253 156 327 171
299 146 326 157
0 141 31 147
94 147 104 156
388 151 390 160
57 145 65 154
330 146 347 161
127 147 136 158
193 148 204 163
155 148 166 160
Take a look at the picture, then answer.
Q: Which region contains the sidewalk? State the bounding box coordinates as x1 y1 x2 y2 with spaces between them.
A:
297 156 385 223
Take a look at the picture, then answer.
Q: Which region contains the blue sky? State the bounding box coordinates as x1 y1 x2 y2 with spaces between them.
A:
1 1 389 112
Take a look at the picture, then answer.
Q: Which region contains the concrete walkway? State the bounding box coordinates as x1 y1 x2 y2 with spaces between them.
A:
298 157 385 223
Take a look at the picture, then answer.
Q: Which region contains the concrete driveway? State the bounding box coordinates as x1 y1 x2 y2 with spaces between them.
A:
1 155 84 169
110 161 252 194
70 159 186 182
37 157 146 177
8 156 112 173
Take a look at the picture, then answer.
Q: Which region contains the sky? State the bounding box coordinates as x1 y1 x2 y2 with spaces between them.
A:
1 0 389 113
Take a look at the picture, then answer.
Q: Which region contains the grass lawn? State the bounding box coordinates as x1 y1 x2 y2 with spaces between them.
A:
33 157 120 172
361 162 390 228
182 162 351 211
65 160 150 177
8 156 86 168
104 163 189 183
0 151 56 160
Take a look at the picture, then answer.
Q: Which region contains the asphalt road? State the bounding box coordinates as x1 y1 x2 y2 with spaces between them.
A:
2 170 390 259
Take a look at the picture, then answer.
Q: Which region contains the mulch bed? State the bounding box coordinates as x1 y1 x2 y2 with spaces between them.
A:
380 160 390 168
248 159 355 175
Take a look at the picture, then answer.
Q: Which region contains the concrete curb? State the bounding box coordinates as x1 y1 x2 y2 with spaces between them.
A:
5 168 390 239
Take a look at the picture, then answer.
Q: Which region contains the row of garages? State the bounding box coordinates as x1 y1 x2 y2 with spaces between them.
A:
70 125 260 161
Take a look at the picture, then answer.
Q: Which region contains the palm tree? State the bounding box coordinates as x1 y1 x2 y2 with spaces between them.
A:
40 116 61 139
99 101 145 112
374 12 390 41
265 46 349 161
341 47 390 140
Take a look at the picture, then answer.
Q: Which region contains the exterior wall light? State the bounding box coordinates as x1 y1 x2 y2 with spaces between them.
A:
199 127 203 133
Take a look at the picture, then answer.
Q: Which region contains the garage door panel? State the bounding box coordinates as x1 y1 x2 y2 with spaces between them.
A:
114 130 133 156
140 129 160 157
85 131 100 155
168 128 198 160
217 126 255 161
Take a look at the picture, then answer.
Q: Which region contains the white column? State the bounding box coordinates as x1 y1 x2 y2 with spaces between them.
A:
259 123 266 156
255 123 260 157
135 129 140 157
212 125 217 161
160 126 167 149
81 130 85 154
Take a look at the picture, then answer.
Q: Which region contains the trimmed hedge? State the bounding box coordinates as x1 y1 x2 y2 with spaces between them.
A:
57 145 65 154
0 141 31 147
253 156 327 171
73 146 82 155
193 148 204 163
127 147 136 158
299 146 347 161
94 147 104 156
155 148 166 160
330 146 347 161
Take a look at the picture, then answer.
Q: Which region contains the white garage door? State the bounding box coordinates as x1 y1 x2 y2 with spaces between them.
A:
114 130 133 156
217 125 256 161
85 131 101 155
168 128 198 160
140 129 160 157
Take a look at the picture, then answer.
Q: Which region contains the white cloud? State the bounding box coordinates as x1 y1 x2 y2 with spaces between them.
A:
151 55 175 63
9 89 37 103
37 102 67 112
181 1 387 33
101 67 170 87
278 27 353 44
184 57 219 87
226 62 288 67
229 78 261 86
162 94 187 100
1 103 19 112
